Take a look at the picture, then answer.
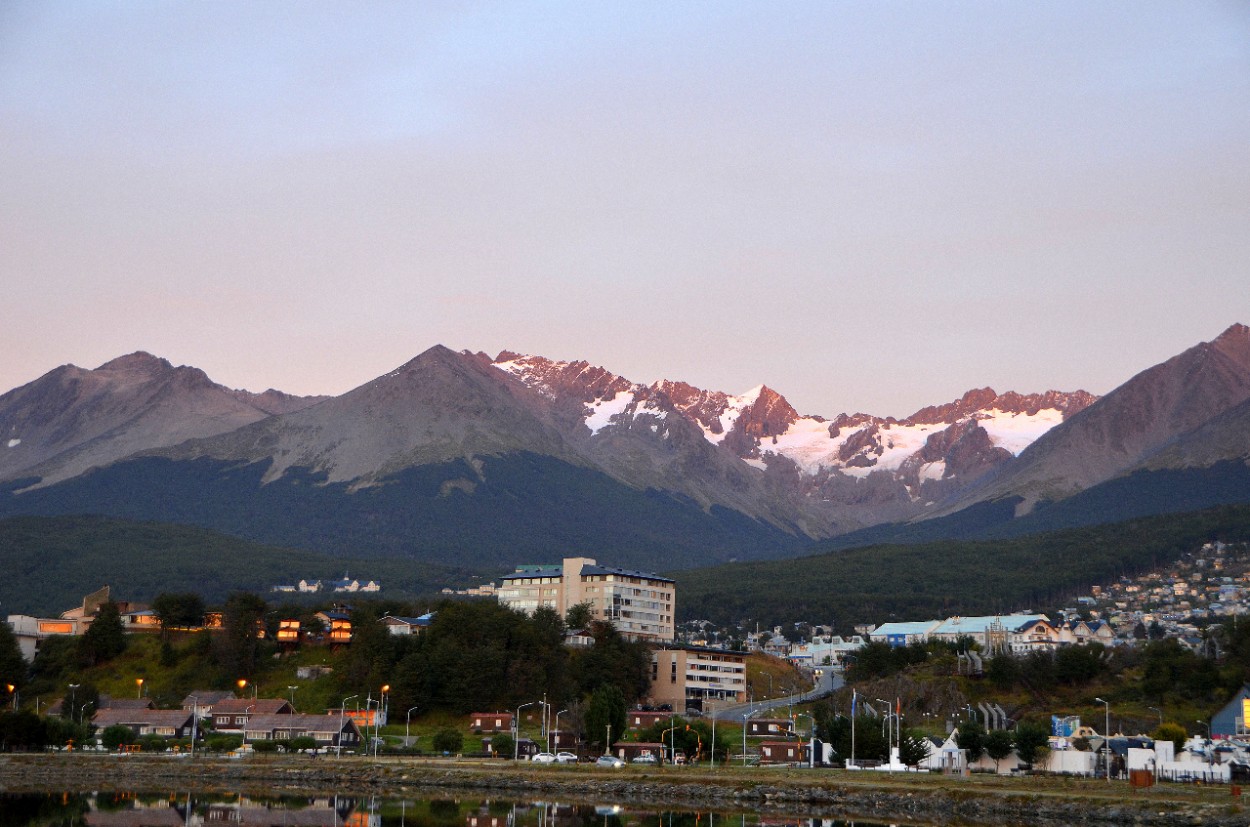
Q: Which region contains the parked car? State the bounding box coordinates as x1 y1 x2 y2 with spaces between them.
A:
555 752 579 763
631 752 658 765
595 755 626 768
530 752 558 764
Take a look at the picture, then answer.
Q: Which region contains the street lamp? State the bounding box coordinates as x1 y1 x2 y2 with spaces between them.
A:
68 684 79 722
338 694 358 757
406 706 419 747
135 678 144 699
237 679 248 698
188 695 198 760
6 684 15 711
287 685 299 709
1148 706 1163 727
1095 697 1111 783
553 708 568 752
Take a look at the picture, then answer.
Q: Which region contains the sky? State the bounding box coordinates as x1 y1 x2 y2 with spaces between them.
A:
1 2 1248 418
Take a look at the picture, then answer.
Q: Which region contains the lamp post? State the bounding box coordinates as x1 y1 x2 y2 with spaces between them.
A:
515 701 538 760
287 685 299 710
241 704 255 750
1095 697 1111 783
6 684 15 711
338 694 358 757
237 679 248 698
1148 706 1163 727
553 708 568 752
68 684 79 722
136 678 144 699
188 695 198 760
406 706 419 747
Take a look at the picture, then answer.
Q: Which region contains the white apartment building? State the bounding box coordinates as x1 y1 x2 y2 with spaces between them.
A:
497 556 675 642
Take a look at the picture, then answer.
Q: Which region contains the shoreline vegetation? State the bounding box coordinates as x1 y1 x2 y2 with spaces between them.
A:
1 754 1243 826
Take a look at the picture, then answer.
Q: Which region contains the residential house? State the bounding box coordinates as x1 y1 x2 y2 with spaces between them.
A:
120 609 161 632
1009 618 1060 653
211 699 293 732
243 713 362 749
746 718 794 738
497 557 675 642
381 614 434 636
316 611 353 644
627 710 670 730
469 712 513 732
91 708 196 739
758 740 807 765
648 646 747 713
180 691 235 717
276 619 303 644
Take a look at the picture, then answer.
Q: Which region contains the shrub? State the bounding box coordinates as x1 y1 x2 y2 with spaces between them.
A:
100 724 136 751
491 733 515 758
432 728 464 754
250 740 280 753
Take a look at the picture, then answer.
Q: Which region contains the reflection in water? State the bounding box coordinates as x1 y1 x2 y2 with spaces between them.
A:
0 793 898 827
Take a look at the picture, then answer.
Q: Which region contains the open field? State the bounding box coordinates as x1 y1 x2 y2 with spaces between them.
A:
1 753 1245 826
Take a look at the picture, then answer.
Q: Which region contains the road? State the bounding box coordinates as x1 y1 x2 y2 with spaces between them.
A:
709 668 844 721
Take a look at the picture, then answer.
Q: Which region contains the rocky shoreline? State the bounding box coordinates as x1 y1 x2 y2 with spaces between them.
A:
0 755 1238 827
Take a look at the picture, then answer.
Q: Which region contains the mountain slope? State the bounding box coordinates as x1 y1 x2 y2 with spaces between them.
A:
0 352 326 487
941 323 1250 515
674 504 1250 627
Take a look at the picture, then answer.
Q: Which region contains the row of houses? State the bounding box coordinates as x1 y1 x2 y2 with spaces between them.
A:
272 577 381 594
869 614 1114 655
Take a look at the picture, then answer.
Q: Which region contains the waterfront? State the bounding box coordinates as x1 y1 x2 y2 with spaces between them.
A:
0 755 1242 826
0 791 900 827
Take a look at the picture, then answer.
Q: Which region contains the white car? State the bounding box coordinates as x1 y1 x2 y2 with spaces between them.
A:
631 752 658 764
595 755 626 768
530 752 558 763
555 752 578 763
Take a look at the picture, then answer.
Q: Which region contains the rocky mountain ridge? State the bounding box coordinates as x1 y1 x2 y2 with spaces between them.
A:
1 325 1247 567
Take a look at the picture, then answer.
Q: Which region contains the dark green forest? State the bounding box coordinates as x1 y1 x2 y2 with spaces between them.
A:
0 515 468 614
674 504 1250 628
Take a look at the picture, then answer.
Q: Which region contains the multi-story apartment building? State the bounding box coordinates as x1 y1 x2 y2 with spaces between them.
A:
497 556 675 642
648 646 747 713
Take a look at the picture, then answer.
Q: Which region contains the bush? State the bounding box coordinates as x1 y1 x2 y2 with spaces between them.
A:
491 733 515 758
289 736 318 752
138 735 168 753
206 735 243 753
100 724 136 751
250 740 280 753
432 728 464 755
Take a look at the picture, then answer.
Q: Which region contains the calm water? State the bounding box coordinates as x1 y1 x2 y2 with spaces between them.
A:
0 793 899 827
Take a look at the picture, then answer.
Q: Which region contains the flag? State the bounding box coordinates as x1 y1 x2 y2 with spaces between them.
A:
851 689 857 717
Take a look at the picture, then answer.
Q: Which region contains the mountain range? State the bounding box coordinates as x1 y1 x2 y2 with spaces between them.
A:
2 324 1249 572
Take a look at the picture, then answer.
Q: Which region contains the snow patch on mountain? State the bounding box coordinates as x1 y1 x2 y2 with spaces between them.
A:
586 390 635 434
704 385 764 444
976 408 1065 454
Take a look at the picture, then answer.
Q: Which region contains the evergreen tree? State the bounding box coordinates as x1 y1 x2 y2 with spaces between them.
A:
78 602 126 667
1014 721 1051 765
216 592 266 679
584 684 626 750
985 728 1015 771
152 592 206 635
956 720 986 763
0 619 27 691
